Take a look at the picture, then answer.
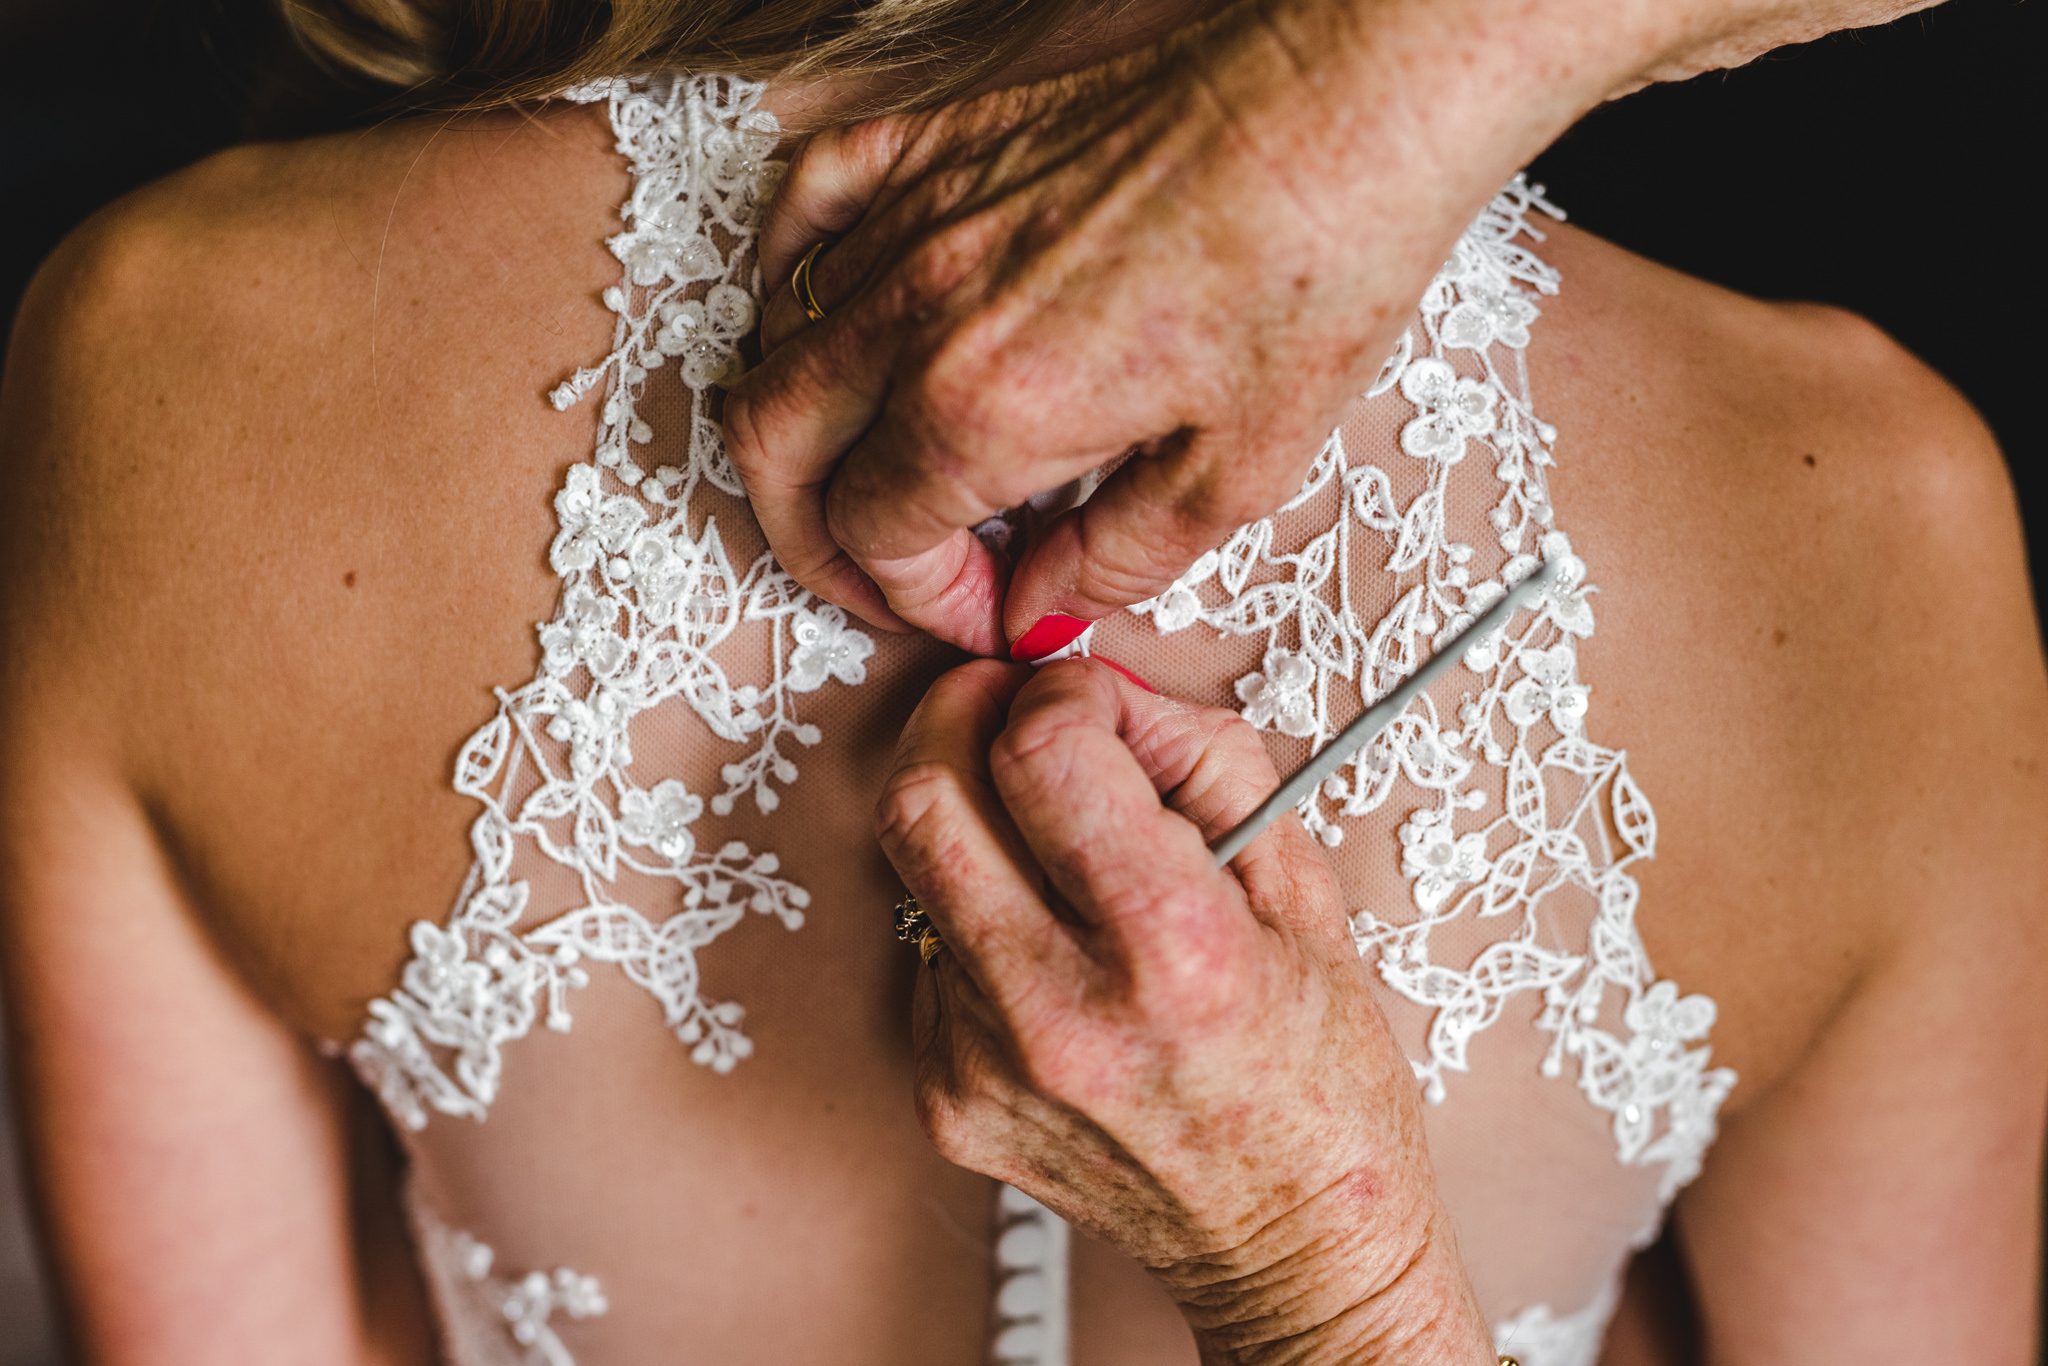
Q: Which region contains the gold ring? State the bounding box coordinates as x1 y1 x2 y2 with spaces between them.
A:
791 241 829 323
893 895 944 965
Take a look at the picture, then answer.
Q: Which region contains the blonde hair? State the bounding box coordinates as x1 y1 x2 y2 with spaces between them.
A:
279 0 1099 115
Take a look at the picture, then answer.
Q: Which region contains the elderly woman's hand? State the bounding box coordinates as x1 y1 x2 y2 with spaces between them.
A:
726 0 1939 659
727 0 1597 659
875 659 1492 1364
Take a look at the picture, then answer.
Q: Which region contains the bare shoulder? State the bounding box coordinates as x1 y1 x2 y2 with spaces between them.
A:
1528 220 2048 1099
0 101 625 726
0 103 629 1037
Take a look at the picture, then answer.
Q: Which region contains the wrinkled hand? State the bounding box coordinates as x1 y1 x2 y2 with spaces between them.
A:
726 0 1572 657
875 659 1491 1363
727 0 1943 658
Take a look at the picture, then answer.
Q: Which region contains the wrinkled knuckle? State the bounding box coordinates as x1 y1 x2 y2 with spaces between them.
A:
776 139 823 199
1074 515 1196 603
898 339 991 435
848 113 922 178
1205 709 1271 768
873 759 969 861
902 312 1016 433
1298 847 1345 906
989 709 1090 804
796 119 875 183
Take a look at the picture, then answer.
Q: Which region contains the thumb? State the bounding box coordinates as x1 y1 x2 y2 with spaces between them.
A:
1002 429 1313 648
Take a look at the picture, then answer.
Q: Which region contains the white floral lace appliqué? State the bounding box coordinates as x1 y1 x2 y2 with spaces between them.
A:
1129 178 1734 1202
351 74 857 1132
346 70 1735 1366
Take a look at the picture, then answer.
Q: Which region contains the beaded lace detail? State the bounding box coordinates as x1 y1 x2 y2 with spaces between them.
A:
1125 181 1734 1204
350 75 850 1130
346 70 1733 1366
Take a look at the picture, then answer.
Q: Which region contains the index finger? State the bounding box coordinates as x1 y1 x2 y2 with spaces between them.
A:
721 308 910 635
875 661 1083 1005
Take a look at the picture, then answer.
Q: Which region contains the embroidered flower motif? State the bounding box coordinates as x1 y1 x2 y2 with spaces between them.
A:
608 208 719 288
502 1266 610 1348
1442 276 1540 351
540 588 628 678
1134 549 1220 634
619 779 704 862
1153 584 1205 632
1595 979 1731 1178
1505 530 1594 637
551 465 646 575
1399 808 1491 912
369 915 559 1123
1504 644 1590 735
1439 580 1513 672
787 606 874 692
653 284 755 387
400 922 493 1016
1399 358 1497 464
621 529 692 620
1623 980 1717 1052
1235 649 1318 738
544 690 626 782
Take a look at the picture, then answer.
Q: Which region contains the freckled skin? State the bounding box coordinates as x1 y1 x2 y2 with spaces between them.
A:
3 1 2039 1362
734 0 1946 656
878 661 1492 1362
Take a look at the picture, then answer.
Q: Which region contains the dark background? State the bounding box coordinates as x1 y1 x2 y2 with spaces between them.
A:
0 1 2041 1361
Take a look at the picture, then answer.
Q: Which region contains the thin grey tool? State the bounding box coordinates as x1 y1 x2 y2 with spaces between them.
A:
1209 558 1559 867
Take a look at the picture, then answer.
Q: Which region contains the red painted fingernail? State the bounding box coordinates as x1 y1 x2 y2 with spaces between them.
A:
1094 658 1156 694
1010 613 1091 662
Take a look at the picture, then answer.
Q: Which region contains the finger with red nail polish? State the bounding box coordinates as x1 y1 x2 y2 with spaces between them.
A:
1010 613 1092 662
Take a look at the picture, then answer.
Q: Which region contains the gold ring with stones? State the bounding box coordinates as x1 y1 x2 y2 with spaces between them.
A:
893 894 944 966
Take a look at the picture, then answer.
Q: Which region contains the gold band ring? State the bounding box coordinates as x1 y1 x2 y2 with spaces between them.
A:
791 241 829 323
893 895 944 966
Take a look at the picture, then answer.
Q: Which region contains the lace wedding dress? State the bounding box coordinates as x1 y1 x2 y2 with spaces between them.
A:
345 72 1734 1366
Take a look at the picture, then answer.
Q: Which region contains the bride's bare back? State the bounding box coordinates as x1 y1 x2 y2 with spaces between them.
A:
1 75 2041 1366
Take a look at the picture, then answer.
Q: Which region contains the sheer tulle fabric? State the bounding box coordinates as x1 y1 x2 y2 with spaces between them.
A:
345 73 1731 1366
